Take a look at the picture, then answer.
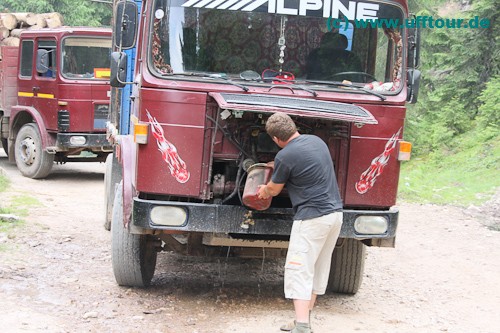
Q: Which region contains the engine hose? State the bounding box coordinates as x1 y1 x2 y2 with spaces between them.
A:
221 157 245 204
205 115 252 159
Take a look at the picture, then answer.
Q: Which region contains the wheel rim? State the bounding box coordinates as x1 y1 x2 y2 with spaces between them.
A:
19 137 37 165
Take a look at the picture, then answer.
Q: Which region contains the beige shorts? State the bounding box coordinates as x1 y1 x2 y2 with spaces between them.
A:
284 211 343 300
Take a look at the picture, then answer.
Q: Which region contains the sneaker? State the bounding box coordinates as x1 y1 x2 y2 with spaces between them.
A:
280 320 296 331
280 311 313 332
291 322 311 333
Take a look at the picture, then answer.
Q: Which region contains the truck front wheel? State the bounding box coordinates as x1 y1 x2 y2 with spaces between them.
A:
111 182 157 287
327 238 366 294
14 124 54 179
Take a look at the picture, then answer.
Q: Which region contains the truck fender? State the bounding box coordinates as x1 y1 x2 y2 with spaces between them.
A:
8 106 55 161
116 135 136 229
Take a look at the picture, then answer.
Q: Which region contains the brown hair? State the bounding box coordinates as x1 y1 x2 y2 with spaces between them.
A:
265 112 297 141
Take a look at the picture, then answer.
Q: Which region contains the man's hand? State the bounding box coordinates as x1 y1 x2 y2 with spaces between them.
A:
257 181 285 199
258 185 271 200
257 161 276 200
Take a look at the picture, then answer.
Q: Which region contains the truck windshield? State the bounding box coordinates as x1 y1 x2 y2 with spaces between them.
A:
61 37 112 80
148 0 404 92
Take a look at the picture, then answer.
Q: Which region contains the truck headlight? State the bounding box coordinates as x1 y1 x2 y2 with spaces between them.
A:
69 136 86 145
354 216 388 234
150 206 187 226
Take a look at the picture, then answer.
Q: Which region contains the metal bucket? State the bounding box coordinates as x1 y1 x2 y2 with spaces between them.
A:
242 163 273 211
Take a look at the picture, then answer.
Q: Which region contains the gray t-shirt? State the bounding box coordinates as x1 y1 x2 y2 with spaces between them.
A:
271 134 342 220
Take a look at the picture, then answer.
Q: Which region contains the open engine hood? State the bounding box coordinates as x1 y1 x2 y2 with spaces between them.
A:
209 93 378 125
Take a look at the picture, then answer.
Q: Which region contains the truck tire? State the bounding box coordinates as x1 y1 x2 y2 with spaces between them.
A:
111 182 157 287
327 238 366 294
14 124 54 179
104 153 121 231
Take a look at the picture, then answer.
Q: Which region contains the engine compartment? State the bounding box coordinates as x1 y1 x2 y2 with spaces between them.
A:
207 106 351 208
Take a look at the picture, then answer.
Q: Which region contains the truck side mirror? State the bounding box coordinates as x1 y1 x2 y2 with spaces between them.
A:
110 51 128 88
114 0 138 50
407 69 421 104
36 49 49 74
407 26 421 69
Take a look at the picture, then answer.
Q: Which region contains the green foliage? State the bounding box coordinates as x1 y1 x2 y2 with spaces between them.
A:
399 129 500 205
476 76 500 129
401 0 499 205
406 0 499 156
0 0 112 26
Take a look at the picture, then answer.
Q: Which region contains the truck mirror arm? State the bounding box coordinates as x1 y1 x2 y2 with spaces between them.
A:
407 69 421 104
110 51 134 88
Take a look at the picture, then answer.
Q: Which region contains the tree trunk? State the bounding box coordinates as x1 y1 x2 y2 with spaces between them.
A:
12 13 31 28
0 13 17 30
10 29 23 38
29 23 47 30
42 13 63 28
26 13 39 26
26 13 48 28
0 27 9 40
0 37 20 46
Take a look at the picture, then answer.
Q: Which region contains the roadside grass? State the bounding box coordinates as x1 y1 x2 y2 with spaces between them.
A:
398 130 500 206
0 173 41 250
0 172 8 192
7 194 42 216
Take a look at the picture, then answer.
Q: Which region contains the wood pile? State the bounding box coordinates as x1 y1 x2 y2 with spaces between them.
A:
0 12 63 46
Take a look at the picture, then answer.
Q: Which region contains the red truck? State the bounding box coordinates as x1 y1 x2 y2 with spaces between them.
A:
107 0 420 293
0 27 113 178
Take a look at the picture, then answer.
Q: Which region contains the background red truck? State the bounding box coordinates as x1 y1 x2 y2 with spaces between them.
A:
107 0 421 294
0 27 113 178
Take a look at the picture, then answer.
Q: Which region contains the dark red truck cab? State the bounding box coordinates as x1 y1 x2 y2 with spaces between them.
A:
106 0 421 293
0 27 112 178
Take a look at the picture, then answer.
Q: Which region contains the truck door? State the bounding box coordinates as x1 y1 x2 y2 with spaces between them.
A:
17 39 35 109
17 38 59 131
34 39 58 130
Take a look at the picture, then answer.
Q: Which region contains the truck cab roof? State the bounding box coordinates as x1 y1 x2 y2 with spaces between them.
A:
20 26 112 39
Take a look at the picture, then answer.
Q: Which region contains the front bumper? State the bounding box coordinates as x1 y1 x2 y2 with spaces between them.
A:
132 198 398 242
56 133 112 151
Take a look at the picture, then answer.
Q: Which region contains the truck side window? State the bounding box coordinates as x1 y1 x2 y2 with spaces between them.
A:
37 40 57 78
20 40 34 77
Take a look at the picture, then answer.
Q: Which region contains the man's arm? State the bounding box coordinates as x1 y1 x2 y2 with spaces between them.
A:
258 181 285 199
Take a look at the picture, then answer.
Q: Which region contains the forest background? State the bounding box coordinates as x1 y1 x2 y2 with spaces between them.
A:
0 0 498 207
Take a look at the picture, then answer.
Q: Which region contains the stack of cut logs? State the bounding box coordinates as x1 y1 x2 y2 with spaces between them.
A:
0 12 64 46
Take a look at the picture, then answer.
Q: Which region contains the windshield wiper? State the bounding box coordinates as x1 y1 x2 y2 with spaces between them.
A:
305 80 386 101
262 78 318 97
162 72 249 92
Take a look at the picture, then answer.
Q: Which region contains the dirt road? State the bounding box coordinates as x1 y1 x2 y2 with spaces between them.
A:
1 151 499 333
